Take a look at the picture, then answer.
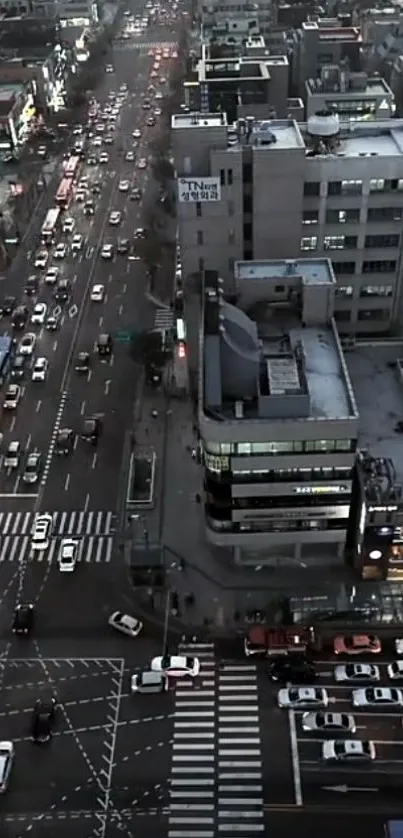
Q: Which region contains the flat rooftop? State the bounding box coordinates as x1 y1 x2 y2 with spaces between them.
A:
172 112 227 129
300 118 403 157
346 343 403 484
306 77 392 98
235 258 334 285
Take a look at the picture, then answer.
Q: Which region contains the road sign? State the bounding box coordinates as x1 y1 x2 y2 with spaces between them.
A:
323 785 378 793
85 246 94 259
116 329 131 343
69 304 78 319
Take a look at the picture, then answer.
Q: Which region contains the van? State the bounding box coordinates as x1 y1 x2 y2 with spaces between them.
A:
131 670 168 694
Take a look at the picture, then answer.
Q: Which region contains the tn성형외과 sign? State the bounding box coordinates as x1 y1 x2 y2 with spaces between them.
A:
177 177 221 203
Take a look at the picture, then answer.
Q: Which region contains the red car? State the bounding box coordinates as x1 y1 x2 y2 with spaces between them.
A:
333 634 382 655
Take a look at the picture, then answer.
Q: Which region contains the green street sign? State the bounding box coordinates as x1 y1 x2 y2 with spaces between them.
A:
116 329 131 343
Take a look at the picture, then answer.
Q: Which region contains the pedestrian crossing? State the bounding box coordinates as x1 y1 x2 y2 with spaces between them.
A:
168 642 264 838
154 308 174 331
0 510 115 537
0 534 114 564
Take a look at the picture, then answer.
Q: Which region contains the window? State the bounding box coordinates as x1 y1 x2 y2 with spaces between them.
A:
301 236 317 251
342 180 362 195
196 202 202 218
358 308 391 322
334 310 351 322
243 163 252 182
365 234 399 249
228 199 234 216
324 235 357 250
198 256 204 272
363 260 397 274
389 179 403 191
367 207 403 222
227 168 233 186
335 285 353 297
228 256 234 272
328 181 341 196
197 230 203 246
220 169 225 186
243 194 252 213
302 210 318 225
369 178 385 192
183 156 191 174
332 261 356 275
360 285 393 298
326 209 360 224
243 222 252 241
304 181 320 196
228 229 235 244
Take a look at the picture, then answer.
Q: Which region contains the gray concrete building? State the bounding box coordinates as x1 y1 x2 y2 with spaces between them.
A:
199 0 274 39
305 66 394 120
199 258 358 565
172 111 403 336
290 19 362 98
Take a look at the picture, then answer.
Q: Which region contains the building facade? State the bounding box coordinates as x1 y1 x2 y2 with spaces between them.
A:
305 67 394 120
172 111 403 336
198 258 358 565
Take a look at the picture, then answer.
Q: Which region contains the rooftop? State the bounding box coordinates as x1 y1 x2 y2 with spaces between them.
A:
306 75 392 98
301 117 403 158
172 112 227 129
202 261 357 425
346 343 403 485
0 84 23 101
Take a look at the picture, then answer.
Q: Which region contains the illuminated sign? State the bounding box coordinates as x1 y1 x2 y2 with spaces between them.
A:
178 177 221 203
205 453 229 472
368 505 397 512
294 485 349 495
243 506 350 520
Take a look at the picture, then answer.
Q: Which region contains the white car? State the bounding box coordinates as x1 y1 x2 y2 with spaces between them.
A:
0 741 14 792
101 244 113 259
31 357 48 382
92 137 103 147
71 234 83 252
108 611 143 637
34 250 48 269
395 639 403 655
31 513 53 551
151 655 200 678
137 158 147 169
302 712 356 734
322 740 376 763
125 151 135 161
352 686 403 708
3 384 21 410
78 178 88 189
45 266 59 285
75 190 86 203
154 107 162 116
54 243 67 259
58 539 80 572
132 129 141 138
31 303 47 325
62 217 75 234
106 64 114 73
387 661 403 679
118 180 130 192
277 687 328 709
91 284 105 302
109 211 122 225
99 152 109 163
334 663 380 683
18 333 36 356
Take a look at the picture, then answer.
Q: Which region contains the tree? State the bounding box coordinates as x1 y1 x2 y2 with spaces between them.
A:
151 156 175 185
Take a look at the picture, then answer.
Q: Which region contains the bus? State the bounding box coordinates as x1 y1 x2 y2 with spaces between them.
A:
55 178 73 210
41 207 61 246
63 155 80 179
0 336 13 386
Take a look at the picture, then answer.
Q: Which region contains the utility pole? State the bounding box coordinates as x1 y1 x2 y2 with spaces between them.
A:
162 588 171 656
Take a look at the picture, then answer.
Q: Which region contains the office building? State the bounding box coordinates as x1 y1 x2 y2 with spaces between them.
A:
305 66 394 120
290 20 362 98
0 83 35 151
0 43 73 112
172 111 403 336
199 258 358 566
199 0 274 40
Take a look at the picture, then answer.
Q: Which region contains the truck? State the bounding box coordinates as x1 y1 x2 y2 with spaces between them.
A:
244 625 313 658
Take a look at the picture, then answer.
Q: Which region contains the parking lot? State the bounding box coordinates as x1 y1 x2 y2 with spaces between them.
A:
0 656 175 831
258 652 403 810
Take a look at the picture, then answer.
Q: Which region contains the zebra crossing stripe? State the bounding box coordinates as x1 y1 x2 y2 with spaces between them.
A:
0 535 114 563
0 510 114 536
154 308 174 330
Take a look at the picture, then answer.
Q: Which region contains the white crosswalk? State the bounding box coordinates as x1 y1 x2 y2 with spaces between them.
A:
154 308 174 331
0 534 114 563
0 510 114 537
168 643 264 838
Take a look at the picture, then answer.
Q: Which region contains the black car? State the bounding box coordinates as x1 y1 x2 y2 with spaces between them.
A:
13 603 35 636
129 187 142 201
54 279 70 302
55 428 75 456
12 305 28 330
75 351 90 373
268 657 316 685
97 333 113 358
81 416 102 446
91 182 101 195
10 354 27 380
24 275 39 296
117 238 129 254
87 155 97 165
31 698 56 744
0 296 16 316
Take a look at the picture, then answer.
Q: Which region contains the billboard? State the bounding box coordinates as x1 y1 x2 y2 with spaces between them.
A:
178 177 221 203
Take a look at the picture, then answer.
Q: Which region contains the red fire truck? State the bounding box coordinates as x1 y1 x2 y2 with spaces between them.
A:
244 625 313 658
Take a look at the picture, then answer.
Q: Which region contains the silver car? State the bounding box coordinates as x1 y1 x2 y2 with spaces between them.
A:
302 711 356 733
